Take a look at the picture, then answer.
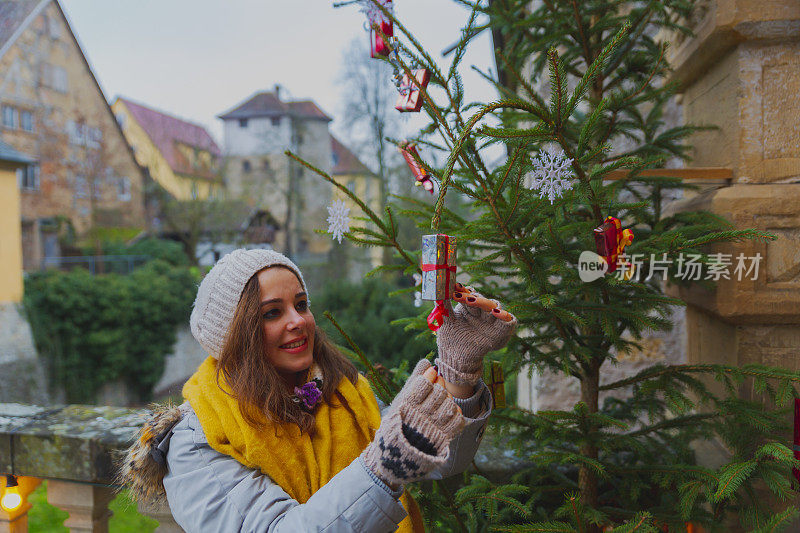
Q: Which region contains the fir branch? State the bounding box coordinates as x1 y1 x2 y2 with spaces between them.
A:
600 364 800 391
286 151 418 270
323 311 398 402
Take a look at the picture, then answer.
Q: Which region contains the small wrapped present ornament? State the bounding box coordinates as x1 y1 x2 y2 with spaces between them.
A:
395 69 430 112
420 234 456 331
370 19 393 57
593 215 634 275
487 361 506 409
363 0 393 58
400 143 434 194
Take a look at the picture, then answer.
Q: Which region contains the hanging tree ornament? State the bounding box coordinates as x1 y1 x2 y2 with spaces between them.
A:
395 69 430 112
420 234 456 332
528 145 576 204
359 0 393 58
326 199 351 243
593 215 635 278
486 361 506 409
399 143 434 194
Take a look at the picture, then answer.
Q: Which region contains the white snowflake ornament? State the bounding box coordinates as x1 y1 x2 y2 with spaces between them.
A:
527 145 575 204
327 199 351 244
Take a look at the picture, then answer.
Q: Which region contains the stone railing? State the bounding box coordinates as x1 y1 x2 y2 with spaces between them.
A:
0 403 181 533
0 401 525 532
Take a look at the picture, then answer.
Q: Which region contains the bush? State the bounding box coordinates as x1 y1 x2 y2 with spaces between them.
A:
23 260 197 403
102 238 190 267
314 276 432 372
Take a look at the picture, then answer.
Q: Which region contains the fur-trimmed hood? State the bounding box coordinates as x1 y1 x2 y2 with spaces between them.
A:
117 403 186 505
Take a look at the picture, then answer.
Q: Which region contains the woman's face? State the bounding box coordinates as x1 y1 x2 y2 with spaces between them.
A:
257 267 315 380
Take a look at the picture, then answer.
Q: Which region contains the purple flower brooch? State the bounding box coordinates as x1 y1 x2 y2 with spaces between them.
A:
293 378 323 411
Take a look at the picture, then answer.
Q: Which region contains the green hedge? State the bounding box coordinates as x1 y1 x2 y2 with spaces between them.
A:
23 260 197 403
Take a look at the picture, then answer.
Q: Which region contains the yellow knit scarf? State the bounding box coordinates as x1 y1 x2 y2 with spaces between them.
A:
183 356 424 532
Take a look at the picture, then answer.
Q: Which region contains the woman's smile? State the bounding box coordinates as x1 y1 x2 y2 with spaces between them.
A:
280 337 308 353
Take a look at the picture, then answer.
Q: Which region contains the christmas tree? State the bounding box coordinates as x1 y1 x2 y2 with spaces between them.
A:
290 1 800 531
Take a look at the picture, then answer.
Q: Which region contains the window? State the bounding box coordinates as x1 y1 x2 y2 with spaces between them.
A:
115 113 126 128
74 175 88 198
117 176 131 201
242 160 251 173
53 66 68 92
16 165 39 191
271 117 280 126
2 106 17 128
20 110 33 132
47 13 61 40
88 127 102 148
239 118 248 128
66 120 85 145
347 180 356 193
190 183 199 200
43 64 68 92
331 151 339 167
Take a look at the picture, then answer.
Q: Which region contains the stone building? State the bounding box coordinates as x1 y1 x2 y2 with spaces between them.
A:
218 87 379 284
111 97 223 202
0 0 146 270
662 1 800 397
516 1 800 415
218 88 336 261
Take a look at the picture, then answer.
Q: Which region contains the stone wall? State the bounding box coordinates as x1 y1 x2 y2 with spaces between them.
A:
517 306 686 411
0 303 48 404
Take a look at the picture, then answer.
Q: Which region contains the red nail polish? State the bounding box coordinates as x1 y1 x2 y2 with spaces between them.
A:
467 296 476 302
492 308 500 313
454 292 462 298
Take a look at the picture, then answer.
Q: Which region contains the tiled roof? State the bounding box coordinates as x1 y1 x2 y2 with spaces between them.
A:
218 91 331 122
287 100 331 121
0 139 34 164
0 0 43 56
118 97 221 179
330 135 371 176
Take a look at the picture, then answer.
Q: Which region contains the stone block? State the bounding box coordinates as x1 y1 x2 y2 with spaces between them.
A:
0 404 147 484
664 184 800 323
47 481 114 533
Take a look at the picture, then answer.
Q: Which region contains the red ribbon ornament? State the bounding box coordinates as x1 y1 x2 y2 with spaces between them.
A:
421 235 456 331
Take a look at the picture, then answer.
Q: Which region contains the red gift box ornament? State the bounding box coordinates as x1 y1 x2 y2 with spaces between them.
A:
395 69 430 112
361 0 393 58
420 234 456 332
399 143 434 194
593 215 634 276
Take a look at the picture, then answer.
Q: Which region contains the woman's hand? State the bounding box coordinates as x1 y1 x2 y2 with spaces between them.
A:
361 359 465 490
434 283 517 389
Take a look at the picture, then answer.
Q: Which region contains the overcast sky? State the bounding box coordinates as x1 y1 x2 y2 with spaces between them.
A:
59 0 498 146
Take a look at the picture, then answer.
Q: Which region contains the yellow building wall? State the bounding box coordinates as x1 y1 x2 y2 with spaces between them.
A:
111 100 218 200
0 2 146 236
0 162 24 303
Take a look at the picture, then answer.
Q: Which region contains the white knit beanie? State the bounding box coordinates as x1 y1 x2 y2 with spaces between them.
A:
189 248 308 358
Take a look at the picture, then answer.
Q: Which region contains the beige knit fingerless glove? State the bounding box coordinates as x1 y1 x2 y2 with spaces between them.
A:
435 296 517 386
361 359 465 489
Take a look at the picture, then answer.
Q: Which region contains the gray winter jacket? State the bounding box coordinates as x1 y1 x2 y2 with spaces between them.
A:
161 381 493 532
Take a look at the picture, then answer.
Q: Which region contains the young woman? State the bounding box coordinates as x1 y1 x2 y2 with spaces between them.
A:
122 248 516 532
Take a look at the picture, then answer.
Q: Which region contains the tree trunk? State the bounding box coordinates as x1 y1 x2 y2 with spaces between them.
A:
579 358 601 533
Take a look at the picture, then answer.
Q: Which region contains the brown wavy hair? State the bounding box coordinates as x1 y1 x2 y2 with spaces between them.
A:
216 267 358 434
